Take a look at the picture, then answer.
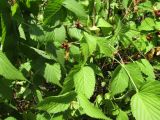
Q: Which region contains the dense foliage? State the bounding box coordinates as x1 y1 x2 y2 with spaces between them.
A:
1 0 160 119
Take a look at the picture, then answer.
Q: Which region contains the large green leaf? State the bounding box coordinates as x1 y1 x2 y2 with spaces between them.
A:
43 63 61 87
74 66 95 98
131 81 160 120
37 91 76 113
0 51 26 80
63 0 87 19
78 94 111 120
44 0 64 24
109 65 129 96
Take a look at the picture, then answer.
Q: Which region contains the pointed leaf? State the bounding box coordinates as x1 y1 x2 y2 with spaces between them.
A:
78 94 111 120
138 18 155 31
97 18 112 28
0 51 26 80
37 91 76 113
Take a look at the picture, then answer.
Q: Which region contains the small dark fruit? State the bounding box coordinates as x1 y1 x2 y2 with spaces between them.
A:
146 33 153 41
154 10 160 17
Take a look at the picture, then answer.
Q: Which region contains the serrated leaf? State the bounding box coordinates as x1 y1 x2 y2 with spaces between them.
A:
74 66 95 98
37 91 76 113
0 51 26 80
63 0 87 19
131 81 160 120
109 65 129 96
78 94 111 120
43 63 61 87
84 32 97 55
138 18 155 31
44 0 64 24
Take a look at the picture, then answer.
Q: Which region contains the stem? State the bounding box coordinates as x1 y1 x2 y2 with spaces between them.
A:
114 58 139 92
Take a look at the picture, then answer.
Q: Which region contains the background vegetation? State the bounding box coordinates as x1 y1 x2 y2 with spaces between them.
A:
1 0 160 119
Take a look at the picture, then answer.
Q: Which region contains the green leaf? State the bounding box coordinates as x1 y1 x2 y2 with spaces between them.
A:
0 79 13 99
97 17 112 28
44 0 64 24
68 28 83 41
136 59 155 80
78 94 111 120
138 1 153 12
109 65 129 96
116 110 128 120
125 63 144 88
80 42 90 63
122 0 130 9
11 3 19 16
36 114 47 120
138 18 155 31
63 0 87 19
53 25 66 43
37 91 76 113
97 37 116 57
131 81 160 120
0 51 26 80
4 117 16 120
61 66 79 94
43 63 62 87
84 32 97 55
74 66 95 98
